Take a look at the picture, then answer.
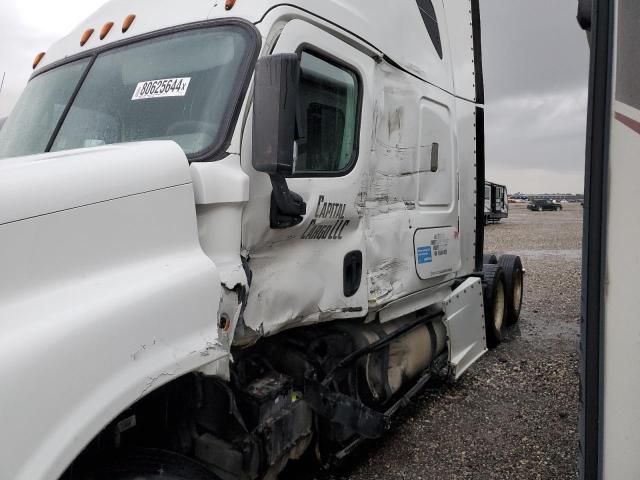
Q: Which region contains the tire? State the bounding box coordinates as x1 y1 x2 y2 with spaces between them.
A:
82 449 222 480
482 264 508 349
483 254 498 265
497 255 524 325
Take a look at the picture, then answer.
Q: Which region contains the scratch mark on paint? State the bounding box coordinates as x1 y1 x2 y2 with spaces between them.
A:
131 340 157 360
371 100 381 150
387 107 404 138
140 371 176 397
368 258 410 305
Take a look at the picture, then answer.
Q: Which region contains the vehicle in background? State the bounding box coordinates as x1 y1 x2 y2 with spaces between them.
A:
509 193 529 202
527 198 563 211
484 181 509 224
0 1 524 479
579 0 640 478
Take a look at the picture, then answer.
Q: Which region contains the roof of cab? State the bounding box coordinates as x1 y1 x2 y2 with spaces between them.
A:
39 0 215 71
226 0 455 92
37 0 477 101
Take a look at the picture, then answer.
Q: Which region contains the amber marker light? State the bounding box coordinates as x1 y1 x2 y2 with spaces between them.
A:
80 28 94 46
225 0 237 10
100 22 114 40
122 14 136 33
32 52 45 69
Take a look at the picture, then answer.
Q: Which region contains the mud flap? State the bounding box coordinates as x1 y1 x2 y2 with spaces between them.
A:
442 277 487 380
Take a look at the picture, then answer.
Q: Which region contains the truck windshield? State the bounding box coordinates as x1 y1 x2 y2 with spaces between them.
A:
0 25 254 160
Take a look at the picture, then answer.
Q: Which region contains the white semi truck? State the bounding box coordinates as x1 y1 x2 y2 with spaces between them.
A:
0 1 524 479
578 0 640 478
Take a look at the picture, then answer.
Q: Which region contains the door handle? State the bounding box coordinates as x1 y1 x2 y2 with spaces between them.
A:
343 251 363 297
431 142 439 172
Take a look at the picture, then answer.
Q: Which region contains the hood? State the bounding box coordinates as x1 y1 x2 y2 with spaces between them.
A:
0 141 192 226
0 141 225 480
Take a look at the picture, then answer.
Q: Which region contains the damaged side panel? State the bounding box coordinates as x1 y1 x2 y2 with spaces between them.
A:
365 63 461 311
240 21 374 337
241 18 468 337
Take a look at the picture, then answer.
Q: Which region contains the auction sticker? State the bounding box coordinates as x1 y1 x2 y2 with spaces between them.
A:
132 77 191 100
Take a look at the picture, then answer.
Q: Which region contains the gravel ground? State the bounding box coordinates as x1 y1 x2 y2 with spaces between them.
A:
285 203 582 480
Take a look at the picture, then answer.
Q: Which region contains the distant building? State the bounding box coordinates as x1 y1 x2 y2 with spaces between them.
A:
516 193 584 202
510 193 529 201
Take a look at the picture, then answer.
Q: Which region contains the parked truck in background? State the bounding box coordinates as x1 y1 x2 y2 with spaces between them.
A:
484 180 509 224
0 1 524 479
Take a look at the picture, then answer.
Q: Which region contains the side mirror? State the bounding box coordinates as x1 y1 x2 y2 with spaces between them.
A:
577 0 592 46
253 53 299 175
577 0 592 32
253 54 307 229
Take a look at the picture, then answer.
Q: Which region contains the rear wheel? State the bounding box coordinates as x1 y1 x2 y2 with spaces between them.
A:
498 255 524 325
482 264 508 349
483 253 498 265
81 449 222 480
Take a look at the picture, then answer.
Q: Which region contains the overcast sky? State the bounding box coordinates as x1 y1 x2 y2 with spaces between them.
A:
0 0 589 193
482 0 589 194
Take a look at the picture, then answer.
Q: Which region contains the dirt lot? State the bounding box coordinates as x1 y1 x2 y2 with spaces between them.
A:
289 203 582 480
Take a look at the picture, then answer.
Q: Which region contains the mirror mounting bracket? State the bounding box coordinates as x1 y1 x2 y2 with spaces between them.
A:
269 173 306 229
252 53 307 229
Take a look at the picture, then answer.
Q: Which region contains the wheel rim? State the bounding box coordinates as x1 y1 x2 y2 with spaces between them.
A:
512 270 523 316
494 281 505 332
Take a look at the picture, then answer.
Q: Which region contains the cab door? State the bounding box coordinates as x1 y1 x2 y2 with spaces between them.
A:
411 88 461 282
241 20 376 335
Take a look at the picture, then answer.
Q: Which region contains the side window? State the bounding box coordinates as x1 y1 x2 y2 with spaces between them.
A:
294 51 359 175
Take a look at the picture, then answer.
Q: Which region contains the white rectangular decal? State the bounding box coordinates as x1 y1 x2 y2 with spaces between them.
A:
414 227 461 280
131 77 191 100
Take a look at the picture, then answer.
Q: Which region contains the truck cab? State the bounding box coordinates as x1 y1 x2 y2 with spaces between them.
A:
0 1 523 479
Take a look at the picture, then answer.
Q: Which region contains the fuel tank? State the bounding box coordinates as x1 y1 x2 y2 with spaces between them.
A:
335 313 447 404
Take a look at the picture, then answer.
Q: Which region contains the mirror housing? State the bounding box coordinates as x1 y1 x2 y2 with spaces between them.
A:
577 0 592 32
577 0 592 46
252 54 307 229
253 53 299 175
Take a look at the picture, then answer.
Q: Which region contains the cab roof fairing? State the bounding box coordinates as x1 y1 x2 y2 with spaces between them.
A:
35 0 479 102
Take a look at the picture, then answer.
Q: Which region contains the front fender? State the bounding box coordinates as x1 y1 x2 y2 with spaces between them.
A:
0 146 225 480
